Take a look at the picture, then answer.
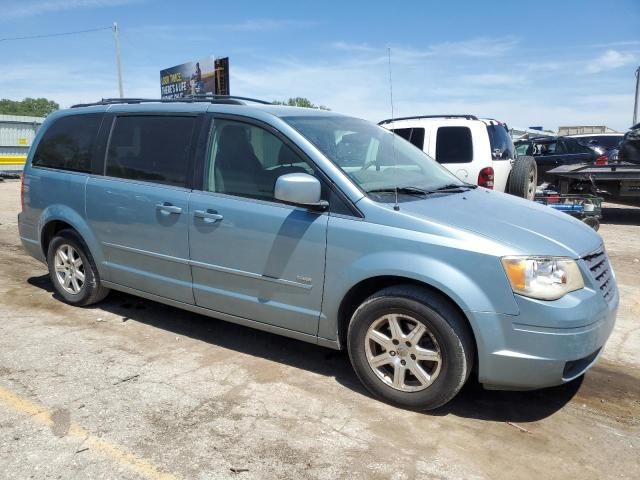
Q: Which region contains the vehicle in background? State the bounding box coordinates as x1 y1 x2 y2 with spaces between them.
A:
379 115 537 200
514 136 598 187
568 133 624 164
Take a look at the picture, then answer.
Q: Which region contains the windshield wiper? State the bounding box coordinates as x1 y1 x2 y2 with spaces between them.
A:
432 183 477 192
366 186 429 197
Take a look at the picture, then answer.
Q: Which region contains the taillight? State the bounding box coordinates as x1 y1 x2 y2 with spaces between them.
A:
478 167 494 189
595 154 608 165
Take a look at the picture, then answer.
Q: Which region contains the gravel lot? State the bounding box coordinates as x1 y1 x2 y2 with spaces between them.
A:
0 179 638 480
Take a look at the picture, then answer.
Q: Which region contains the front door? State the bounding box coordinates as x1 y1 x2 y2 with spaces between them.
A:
188 117 328 335
86 114 199 304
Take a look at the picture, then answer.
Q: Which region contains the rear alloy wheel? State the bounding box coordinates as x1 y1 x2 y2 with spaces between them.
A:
47 229 109 306
53 244 85 295
348 286 474 411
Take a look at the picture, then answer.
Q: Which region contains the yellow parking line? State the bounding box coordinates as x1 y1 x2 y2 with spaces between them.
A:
0 385 177 480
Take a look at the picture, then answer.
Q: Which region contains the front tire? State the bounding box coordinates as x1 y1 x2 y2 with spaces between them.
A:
47 229 109 306
347 286 474 410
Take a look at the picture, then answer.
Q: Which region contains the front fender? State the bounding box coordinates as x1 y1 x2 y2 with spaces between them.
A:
319 221 520 341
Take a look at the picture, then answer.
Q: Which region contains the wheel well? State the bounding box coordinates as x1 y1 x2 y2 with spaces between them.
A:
41 220 75 257
337 276 477 357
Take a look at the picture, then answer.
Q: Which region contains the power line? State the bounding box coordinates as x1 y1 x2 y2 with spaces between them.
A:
0 26 112 43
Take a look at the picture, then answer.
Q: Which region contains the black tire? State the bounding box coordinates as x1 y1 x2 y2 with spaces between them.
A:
507 156 537 200
347 285 474 411
583 216 600 231
46 229 109 306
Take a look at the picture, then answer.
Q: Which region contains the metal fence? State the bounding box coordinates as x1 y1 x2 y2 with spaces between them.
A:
0 114 44 168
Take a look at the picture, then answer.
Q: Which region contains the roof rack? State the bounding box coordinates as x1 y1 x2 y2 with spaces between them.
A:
378 114 478 125
71 95 272 108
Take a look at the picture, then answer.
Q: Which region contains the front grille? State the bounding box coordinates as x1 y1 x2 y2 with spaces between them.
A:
582 247 615 303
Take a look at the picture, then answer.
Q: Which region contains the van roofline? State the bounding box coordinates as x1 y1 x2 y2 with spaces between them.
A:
71 95 272 108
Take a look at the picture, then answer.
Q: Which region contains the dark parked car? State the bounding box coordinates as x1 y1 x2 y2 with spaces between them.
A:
568 133 624 163
515 136 597 185
619 123 640 164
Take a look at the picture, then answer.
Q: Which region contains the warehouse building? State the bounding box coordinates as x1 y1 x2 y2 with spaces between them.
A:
558 125 618 135
0 114 44 170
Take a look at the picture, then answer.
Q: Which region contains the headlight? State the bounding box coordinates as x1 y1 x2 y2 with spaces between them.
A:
501 256 584 300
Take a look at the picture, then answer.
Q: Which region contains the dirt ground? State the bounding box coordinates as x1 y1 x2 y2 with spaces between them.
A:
0 179 638 480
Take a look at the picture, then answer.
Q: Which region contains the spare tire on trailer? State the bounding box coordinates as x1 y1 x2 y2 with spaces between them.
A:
507 155 537 200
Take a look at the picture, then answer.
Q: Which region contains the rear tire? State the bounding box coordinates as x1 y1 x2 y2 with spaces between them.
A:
46 229 109 306
347 285 474 411
508 156 537 200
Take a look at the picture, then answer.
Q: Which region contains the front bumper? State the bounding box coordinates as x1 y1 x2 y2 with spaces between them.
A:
469 285 619 390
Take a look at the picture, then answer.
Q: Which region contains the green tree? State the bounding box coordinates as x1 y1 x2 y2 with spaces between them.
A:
0 97 59 117
272 97 329 110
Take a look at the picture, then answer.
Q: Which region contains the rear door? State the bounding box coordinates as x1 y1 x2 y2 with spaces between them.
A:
432 125 476 182
562 138 596 165
86 113 200 304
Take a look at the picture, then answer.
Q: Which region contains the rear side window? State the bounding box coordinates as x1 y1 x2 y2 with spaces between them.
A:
435 126 473 163
33 114 102 172
392 128 425 150
487 125 515 159
577 135 623 150
106 116 196 187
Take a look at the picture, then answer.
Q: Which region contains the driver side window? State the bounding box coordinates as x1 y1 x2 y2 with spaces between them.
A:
204 119 314 201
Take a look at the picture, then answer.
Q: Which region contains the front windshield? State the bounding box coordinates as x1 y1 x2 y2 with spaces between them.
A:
283 115 462 193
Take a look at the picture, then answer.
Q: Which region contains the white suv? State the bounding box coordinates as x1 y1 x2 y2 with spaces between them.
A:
379 115 537 199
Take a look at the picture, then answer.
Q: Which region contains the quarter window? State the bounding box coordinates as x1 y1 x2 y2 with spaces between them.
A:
205 119 314 201
33 114 102 172
105 116 196 187
392 128 425 150
435 126 473 164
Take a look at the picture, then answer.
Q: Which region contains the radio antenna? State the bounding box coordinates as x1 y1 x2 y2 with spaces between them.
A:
388 47 400 211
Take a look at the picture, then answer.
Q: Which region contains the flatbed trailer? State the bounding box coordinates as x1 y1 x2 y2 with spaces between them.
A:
547 163 640 206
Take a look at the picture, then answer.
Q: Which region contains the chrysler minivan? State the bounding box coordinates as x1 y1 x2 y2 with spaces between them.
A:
18 97 618 410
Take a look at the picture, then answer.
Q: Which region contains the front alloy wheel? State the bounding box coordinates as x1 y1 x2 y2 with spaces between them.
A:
347 286 474 411
365 314 441 392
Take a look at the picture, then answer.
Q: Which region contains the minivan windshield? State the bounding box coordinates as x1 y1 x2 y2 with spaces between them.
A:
283 115 462 195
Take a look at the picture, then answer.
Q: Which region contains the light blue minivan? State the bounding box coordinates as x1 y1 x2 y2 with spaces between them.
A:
18 97 618 410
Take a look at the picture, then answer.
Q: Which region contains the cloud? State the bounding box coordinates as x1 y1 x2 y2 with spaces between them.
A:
220 19 317 32
428 36 519 57
332 36 518 60
586 50 637 74
1 0 141 19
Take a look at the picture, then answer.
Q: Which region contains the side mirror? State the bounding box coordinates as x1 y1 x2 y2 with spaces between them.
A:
274 173 328 210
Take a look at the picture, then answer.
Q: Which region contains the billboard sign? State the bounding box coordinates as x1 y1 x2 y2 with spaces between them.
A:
160 56 230 99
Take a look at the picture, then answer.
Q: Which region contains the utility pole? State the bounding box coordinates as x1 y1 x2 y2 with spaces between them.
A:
113 22 124 98
633 66 640 126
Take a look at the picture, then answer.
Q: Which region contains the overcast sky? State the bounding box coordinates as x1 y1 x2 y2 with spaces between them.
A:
1 0 639 131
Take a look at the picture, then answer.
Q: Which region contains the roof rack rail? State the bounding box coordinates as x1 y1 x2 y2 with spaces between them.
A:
71 95 272 108
378 114 478 125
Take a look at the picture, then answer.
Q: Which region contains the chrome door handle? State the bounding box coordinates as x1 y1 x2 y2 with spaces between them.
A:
156 203 182 215
194 209 223 223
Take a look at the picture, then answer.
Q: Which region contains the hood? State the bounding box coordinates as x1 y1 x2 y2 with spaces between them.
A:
389 188 602 258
